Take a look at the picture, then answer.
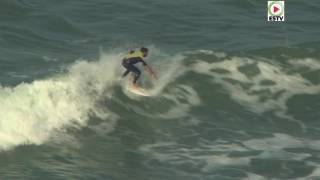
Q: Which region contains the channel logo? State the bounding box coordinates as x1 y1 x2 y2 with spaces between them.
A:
268 1 285 22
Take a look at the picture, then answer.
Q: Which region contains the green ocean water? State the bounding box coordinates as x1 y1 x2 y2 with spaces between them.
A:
0 0 319 179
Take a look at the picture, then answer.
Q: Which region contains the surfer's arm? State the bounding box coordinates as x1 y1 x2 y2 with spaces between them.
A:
143 63 157 79
138 59 156 79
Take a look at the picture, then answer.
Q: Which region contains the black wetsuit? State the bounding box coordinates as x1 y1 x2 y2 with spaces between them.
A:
122 51 147 84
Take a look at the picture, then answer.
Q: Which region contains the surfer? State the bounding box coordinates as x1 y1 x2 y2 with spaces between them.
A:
121 47 156 89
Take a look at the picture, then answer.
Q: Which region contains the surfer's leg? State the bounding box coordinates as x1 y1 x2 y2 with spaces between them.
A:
133 72 141 84
131 66 141 84
121 60 131 77
122 70 130 77
122 62 141 84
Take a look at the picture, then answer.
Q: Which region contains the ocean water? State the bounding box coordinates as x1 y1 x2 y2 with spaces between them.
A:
0 0 319 179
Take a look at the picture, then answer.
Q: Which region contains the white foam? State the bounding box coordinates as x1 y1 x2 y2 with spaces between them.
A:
43 56 58 62
203 155 250 171
184 49 227 58
0 52 122 150
289 58 320 70
139 133 319 177
191 57 320 127
140 140 252 172
244 133 320 152
243 133 302 151
127 84 201 119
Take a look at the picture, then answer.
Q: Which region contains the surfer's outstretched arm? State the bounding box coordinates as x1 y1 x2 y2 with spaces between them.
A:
144 64 157 80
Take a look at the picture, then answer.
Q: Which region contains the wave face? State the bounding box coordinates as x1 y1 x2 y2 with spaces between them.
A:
0 0 320 179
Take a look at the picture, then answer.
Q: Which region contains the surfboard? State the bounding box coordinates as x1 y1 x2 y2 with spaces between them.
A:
127 85 150 96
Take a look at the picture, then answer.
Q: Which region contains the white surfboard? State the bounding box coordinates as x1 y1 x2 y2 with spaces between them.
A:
127 85 150 96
